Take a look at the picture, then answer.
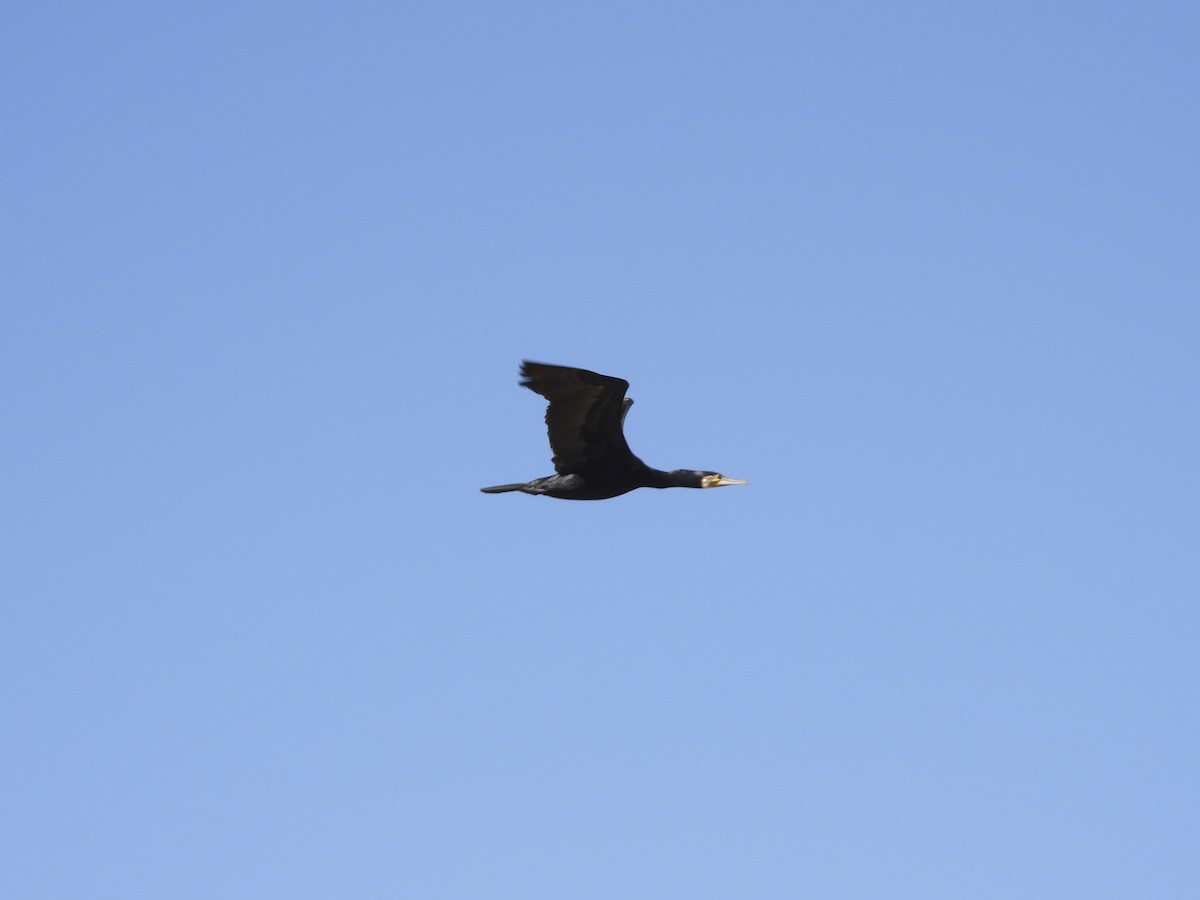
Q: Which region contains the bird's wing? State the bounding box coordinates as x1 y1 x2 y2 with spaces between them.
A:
520 361 639 475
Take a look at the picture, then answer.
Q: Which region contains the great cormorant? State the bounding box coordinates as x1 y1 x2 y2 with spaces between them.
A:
481 361 747 500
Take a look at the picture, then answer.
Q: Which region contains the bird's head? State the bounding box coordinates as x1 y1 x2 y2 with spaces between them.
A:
671 470 748 489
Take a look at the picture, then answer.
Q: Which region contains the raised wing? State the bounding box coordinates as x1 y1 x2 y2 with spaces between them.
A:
520 361 640 475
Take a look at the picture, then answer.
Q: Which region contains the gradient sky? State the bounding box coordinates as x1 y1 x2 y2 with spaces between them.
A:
3 2 1198 898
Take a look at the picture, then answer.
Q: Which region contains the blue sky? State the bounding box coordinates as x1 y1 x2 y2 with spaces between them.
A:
3 2 1198 897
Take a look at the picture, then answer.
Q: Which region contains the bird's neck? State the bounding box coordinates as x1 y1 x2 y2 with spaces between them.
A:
644 468 693 489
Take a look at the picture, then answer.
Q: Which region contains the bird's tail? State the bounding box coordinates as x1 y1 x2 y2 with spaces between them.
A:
480 483 527 494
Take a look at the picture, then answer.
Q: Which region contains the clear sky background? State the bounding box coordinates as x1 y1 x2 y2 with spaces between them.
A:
3 2 1198 898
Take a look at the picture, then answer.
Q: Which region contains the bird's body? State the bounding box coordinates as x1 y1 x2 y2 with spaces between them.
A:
481 361 745 501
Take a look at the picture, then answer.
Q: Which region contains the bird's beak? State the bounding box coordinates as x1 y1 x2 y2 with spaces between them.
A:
704 475 747 488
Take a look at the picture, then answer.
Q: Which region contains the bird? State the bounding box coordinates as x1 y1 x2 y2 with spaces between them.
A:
481 361 747 500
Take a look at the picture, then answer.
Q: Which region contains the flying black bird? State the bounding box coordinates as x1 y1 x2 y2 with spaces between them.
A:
481 361 747 500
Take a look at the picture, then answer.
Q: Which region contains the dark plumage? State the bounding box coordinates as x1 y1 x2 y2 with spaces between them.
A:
481 361 746 500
